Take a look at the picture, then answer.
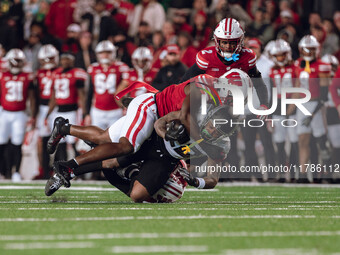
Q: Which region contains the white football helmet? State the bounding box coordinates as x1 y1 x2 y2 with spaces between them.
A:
6 49 26 74
298 35 320 62
132 47 153 72
270 39 292 66
263 40 276 58
321 54 339 76
213 18 244 59
95 40 117 65
218 68 253 105
152 161 187 203
38 44 59 70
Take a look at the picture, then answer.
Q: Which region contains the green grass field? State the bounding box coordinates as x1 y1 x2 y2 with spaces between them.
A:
0 182 340 255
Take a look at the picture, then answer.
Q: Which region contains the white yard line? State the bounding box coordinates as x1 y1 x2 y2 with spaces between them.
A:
0 215 321 222
1 231 340 241
108 245 208 253
4 241 94 250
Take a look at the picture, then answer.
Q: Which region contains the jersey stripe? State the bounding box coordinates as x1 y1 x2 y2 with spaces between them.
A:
164 183 182 195
248 57 257 63
125 96 154 145
130 100 155 146
196 56 208 69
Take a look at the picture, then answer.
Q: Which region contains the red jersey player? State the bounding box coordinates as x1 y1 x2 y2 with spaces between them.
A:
269 39 298 172
85 40 129 129
34 44 60 179
181 18 269 110
119 47 159 98
0 49 37 181
293 35 332 179
46 52 87 162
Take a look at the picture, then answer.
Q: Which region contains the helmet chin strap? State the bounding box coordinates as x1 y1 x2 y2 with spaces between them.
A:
225 53 239 62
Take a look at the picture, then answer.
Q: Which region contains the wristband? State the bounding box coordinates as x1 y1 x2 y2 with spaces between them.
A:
197 178 205 189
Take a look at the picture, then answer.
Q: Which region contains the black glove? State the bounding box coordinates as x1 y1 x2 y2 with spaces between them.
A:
165 120 190 144
178 167 199 187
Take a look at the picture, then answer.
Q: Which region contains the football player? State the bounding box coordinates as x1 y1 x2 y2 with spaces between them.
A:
44 75 235 200
323 55 340 170
181 18 269 110
34 44 60 179
118 47 159 98
289 35 332 179
0 49 37 181
269 39 298 180
45 52 87 162
45 104 235 202
85 40 129 129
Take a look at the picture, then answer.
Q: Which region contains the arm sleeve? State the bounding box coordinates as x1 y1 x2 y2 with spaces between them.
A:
248 67 269 107
179 63 205 83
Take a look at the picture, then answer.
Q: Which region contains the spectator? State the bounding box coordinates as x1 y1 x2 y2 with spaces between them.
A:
133 21 152 47
30 21 61 52
275 0 300 26
73 0 95 23
172 9 192 34
128 0 166 37
107 0 134 32
162 21 177 45
23 31 42 72
177 31 198 68
150 30 166 69
211 0 252 28
110 31 135 67
263 0 277 23
75 31 96 70
192 10 212 51
333 11 340 36
61 23 81 54
321 19 339 55
246 8 275 44
152 44 187 90
45 0 77 41
81 0 118 47
190 0 208 26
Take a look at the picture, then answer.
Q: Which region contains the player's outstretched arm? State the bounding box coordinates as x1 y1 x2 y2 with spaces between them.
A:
179 158 221 189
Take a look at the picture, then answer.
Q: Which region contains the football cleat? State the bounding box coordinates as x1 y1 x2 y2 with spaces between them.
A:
52 161 72 188
47 117 69 154
45 174 64 196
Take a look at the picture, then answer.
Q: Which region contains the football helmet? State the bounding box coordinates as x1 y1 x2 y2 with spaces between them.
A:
298 35 320 62
152 161 187 203
131 47 153 73
218 68 253 105
38 44 59 70
263 40 276 58
321 54 339 76
95 40 117 65
6 49 26 74
270 39 292 66
213 18 244 59
200 105 238 142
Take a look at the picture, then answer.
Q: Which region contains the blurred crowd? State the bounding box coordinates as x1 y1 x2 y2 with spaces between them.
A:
0 0 340 183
